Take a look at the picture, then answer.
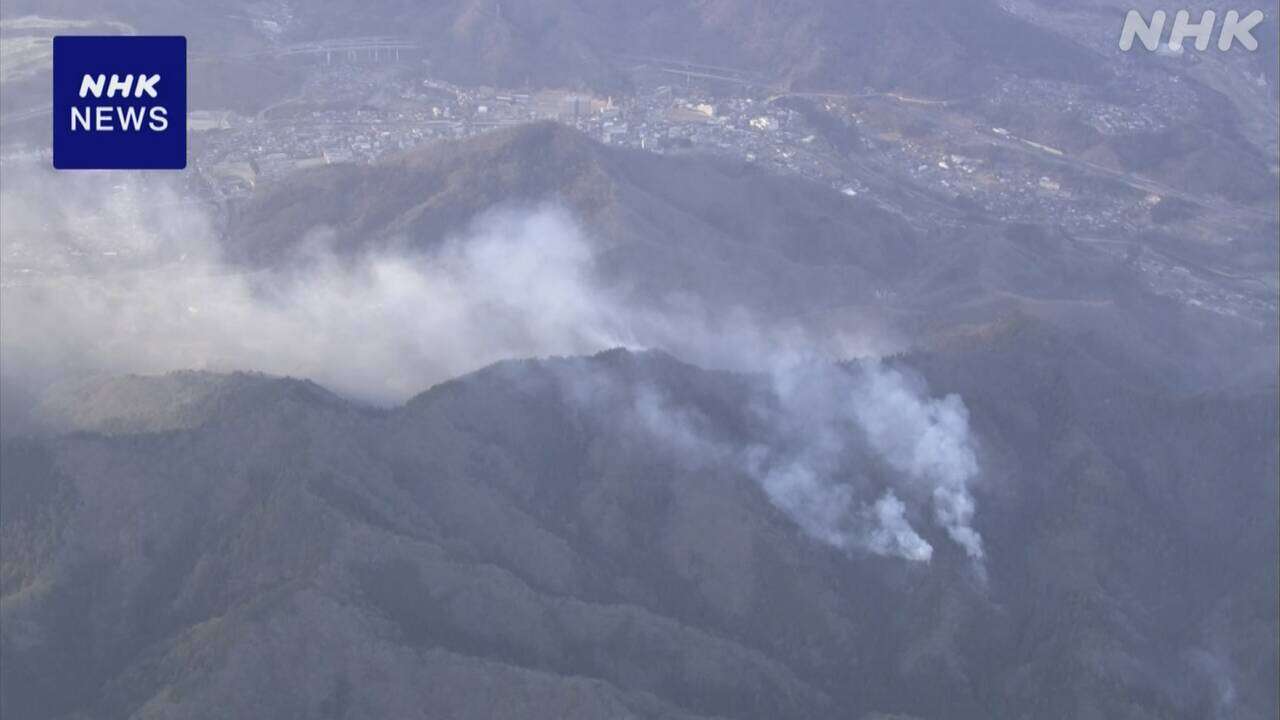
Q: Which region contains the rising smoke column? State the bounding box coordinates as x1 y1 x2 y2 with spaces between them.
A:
848 361 984 561
744 360 984 564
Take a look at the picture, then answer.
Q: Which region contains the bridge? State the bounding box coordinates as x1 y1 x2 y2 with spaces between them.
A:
611 53 774 90
193 37 420 62
277 36 420 62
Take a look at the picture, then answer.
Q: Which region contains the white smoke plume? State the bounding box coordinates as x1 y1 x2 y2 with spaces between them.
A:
0 162 983 565
1 166 618 403
850 361 984 561
742 360 982 563
867 491 934 562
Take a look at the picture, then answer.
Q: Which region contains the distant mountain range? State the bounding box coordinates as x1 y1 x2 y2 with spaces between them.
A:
5 0 1275 207
8 0 1107 95
9 0 1277 102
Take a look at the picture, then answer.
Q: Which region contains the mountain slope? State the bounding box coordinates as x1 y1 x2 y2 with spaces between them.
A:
3 327 1276 719
227 122 1278 391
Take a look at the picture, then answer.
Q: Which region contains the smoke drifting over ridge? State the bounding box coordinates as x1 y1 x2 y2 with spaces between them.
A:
0 165 984 564
0 167 618 402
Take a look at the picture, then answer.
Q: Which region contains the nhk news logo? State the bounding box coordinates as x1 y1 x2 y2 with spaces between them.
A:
52 36 186 169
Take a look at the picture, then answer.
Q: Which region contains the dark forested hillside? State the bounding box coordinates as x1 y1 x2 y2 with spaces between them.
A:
3 324 1276 719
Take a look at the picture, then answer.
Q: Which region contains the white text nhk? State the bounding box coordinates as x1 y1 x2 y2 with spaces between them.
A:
1119 9 1265 51
70 73 169 132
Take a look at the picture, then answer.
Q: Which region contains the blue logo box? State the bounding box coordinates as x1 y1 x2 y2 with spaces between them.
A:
52 35 186 169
